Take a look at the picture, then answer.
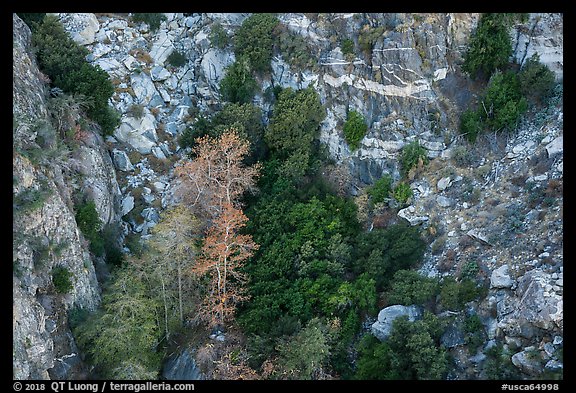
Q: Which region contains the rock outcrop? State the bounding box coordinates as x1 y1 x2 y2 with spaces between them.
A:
13 14 121 379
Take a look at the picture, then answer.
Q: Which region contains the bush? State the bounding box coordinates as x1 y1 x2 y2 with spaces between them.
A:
462 13 514 79
386 270 440 306
484 71 528 132
209 22 229 49
52 266 73 293
234 13 280 73
439 277 483 311
166 50 187 68
132 13 167 32
75 200 105 256
393 182 413 206
32 16 119 135
341 38 354 55
400 141 428 178
343 110 368 150
17 13 45 31
460 107 484 143
367 174 392 205
219 60 258 104
519 53 556 106
275 24 316 71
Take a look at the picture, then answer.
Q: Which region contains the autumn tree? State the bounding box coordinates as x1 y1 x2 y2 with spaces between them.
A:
175 129 261 329
195 203 259 328
175 129 261 222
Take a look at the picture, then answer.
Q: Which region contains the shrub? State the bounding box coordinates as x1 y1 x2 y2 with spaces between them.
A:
439 277 483 311
343 110 368 150
400 141 428 178
75 200 105 256
341 38 354 55
17 13 46 31
275 24 316 70
209 22 229 49
13 182 52 214
132 13 167 32
128 104 145 119
483 71 528 132
52 266 73 293
234 13 280 73
166 50 187 68
519 53 556 106
460 107 484 143
219 60 258 104
367 174 392 205
32 16 119 135
462 13 514 79
358 25 386 55
393 182 413 206
387 270 440 306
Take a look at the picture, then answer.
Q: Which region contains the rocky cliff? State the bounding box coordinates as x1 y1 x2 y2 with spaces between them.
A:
13 14 122 379
14 12 563 380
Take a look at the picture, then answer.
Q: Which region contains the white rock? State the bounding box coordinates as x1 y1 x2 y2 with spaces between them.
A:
201 48 235 89
150 66 172 81
371 305 422 341
130 72 161 106
398 206 429 226
149 30 175 65
437 176 452 191
491 265 514 289
59 13 100 46
121 195 135 216
553 336 563 345
533 174 548 182
463 202 469 209
111 149 134 172
545 136 563 157
448 231 455 237
437 195 453 208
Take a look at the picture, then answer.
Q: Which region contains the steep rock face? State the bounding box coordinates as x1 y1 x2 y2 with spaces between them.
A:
13 14 121 379
48 12 563 379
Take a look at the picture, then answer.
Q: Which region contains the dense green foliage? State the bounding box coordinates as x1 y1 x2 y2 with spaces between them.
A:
265 87 326 180
179 103 265 163
17 13 46 31
459 13 554 143
166 50 187 68
460 70 528 142
52 266 73 294
367 174 392 204
483 71 528 131
355 312 448 379
209 22 230 49
132 13 167 32
462 13 514 79
519 53 556 106
72 267 162 379
386 270 439 306
31 15 119 135
75 200 103 256
219 60 258 104
275 25 316 70
341 38 354 55
439 277 485 311
234 13 280 73
393 182 413 206
353 224 426 291
343 110 368 150
400 141 428 178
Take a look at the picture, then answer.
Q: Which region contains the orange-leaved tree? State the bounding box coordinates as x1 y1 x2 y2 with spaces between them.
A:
194 203 258 328
174 129 261 222
175 129 261 329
